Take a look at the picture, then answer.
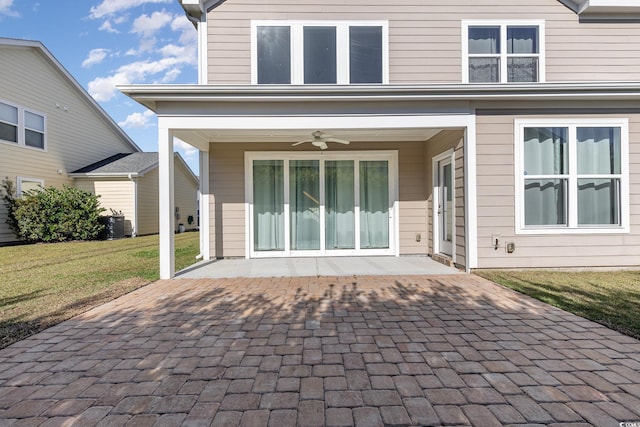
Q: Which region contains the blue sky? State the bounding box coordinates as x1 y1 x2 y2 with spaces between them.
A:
0 0 200 173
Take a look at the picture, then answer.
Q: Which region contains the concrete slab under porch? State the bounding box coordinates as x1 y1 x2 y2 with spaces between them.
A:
176 256 460 279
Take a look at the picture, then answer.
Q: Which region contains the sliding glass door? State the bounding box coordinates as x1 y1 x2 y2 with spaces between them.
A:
325 160 355 250
253 160 285 251
360 160 389 249
247 152 397 257
290 160 321 250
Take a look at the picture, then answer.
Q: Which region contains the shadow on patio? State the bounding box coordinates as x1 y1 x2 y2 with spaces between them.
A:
1 274 639 425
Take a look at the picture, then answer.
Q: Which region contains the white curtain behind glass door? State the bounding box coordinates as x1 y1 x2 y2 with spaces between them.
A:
359 161 389 249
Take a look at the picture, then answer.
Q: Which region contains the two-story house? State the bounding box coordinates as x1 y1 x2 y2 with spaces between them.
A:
0 38 198 242
0 38 140 243
121 0 640 279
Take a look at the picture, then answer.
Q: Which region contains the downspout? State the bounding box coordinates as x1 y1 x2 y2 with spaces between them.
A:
129 173 138 237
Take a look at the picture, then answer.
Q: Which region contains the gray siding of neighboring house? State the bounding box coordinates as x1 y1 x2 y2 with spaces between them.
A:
75 179 136 236
174 159 199 233
137 168 160 236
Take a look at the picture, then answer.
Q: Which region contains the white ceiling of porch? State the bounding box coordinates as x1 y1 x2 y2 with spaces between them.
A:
173 127 446 151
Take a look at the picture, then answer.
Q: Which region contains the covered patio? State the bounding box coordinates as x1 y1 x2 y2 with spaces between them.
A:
119 85 479 279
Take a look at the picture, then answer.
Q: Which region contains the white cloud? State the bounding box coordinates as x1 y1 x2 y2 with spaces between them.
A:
99 20 120 34
131 10 173 38
113 15 128 24
82 48 110 68
158 68 181 83
174 138 198 157
88 56 191 102
89 0 171 19
87 2 198 103
0 0 19 17
118 110 155 128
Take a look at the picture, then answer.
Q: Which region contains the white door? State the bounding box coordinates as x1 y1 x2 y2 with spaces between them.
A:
438 158 454 256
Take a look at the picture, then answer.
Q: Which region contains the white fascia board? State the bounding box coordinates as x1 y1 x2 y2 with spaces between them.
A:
119 83 640 112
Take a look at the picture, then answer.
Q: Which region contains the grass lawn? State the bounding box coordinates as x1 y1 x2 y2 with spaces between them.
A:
476 269 640 340
0 232 199 349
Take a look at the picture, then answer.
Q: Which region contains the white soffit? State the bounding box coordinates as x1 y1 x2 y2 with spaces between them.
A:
559 0 640 19
172 128 444 144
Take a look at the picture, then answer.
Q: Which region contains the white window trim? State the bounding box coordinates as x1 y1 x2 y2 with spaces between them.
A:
251 20 389 85
0 98 47 151
514 118 629 235
17 177 44 196
244 150 399 259
462 20 546 84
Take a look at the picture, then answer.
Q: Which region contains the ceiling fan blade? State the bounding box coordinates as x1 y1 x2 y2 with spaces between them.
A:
292 140 311 146
312 140 328 150
325 137 350 145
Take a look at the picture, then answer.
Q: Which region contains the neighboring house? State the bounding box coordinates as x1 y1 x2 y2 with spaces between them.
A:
0 38 196 244
71 152 199 236
121 0 640 279
0 38 140 244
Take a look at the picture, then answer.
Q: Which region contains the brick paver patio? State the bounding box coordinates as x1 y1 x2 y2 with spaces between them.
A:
1 274 639 426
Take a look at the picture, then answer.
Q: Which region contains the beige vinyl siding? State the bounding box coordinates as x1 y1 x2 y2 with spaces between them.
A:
137 168 159 236
174 160 198 232
210 142 245 257
397 141 428 255
208 141 432 258
476 111 640 268
204 0 640 85
424 130 466 267
0 45 137 243
75 179 136 236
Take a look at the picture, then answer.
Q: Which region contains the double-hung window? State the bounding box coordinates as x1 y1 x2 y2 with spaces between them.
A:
253 21 388 85
515 119 629 234
0 101 18 143
463 20 545 83
0 100 46 150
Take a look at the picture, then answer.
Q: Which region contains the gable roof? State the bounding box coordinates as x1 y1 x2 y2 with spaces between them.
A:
0 37 141 153
181 0 640 22
70 152 199 185
71 152 158 175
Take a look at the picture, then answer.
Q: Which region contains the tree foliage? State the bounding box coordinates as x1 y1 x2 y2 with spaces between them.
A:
1 178 105 242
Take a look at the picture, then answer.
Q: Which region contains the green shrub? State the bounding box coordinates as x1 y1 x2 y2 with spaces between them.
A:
1 178 105 242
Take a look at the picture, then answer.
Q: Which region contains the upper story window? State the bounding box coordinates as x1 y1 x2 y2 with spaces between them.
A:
0 100 46 150
252 21 388 85
463 20 545 84
515 119 629 234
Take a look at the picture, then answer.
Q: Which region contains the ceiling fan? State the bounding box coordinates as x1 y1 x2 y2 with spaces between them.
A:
292 131 350 150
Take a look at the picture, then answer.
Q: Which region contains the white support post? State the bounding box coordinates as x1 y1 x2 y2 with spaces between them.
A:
464 115 478 272
199 149 210 260
159 126 175 279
